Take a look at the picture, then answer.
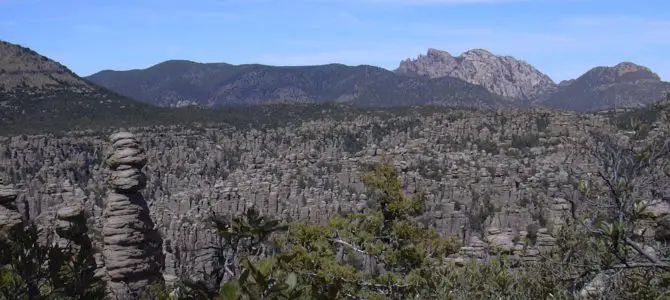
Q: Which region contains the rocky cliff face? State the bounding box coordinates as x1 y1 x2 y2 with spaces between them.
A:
396 48 557 101
102 132 164 299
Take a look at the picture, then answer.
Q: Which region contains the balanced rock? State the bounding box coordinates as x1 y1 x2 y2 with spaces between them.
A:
102 132 164 299
56 202 87 241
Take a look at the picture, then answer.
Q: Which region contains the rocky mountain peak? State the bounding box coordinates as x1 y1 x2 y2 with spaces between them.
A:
396 48 556 101
461 48 495 58
538 62 670 111
426 48 453 58
612 62 660 80
578 62 663 86
399 48 457 74
398 48 456 76
614 61 654 72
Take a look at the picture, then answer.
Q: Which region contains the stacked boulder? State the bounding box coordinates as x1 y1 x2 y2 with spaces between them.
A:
55 201 89 247
0 179 22 233
55 201 103 285
102 132 164 299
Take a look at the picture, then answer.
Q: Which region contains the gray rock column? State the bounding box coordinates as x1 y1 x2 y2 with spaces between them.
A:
0 179 22 233
102 132 164 299
56 202 104 288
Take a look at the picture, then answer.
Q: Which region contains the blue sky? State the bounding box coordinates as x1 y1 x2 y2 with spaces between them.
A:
1 0 668 82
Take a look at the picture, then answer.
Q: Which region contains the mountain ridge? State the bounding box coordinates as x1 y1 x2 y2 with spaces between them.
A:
0 40 95 93
537 61 670 111
0 40 502 135
2 39 669 118
88 49 669 112
86 59 506 108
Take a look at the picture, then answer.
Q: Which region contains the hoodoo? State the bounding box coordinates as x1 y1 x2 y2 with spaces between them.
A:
102 132 165 299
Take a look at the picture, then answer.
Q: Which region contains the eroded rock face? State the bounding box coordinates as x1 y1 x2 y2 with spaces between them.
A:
102 132 164 299
0 179 22 233
486 227 516 253
396 48 557 100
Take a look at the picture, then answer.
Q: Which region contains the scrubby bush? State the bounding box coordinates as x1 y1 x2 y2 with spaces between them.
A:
0 223 106 300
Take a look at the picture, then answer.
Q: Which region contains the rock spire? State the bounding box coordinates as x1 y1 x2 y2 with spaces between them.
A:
102 132 164 299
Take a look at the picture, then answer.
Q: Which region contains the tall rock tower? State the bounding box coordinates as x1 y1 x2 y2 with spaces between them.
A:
102 132 164 299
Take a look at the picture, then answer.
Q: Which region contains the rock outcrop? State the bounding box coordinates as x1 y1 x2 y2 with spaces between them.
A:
0 179 22 233
396 48 557 101
102 132 164 299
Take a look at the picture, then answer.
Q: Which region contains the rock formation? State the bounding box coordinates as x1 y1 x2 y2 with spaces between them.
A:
0 106 645 283
0 178 22 233
55 201 88 247
396 48 557 101
102 132 164 299
55 201 105 287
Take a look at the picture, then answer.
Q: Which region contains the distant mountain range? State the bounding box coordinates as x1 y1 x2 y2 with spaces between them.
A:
86 48 670 112
86 60 504 109
1 39 669 134
0 40 428 135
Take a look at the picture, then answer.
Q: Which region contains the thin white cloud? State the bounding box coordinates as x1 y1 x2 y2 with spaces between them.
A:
562 15 665 28
180 11 242 23
253 30 576 69
213 0 523 3
213 0 273 5
255 49 405 66
25 16 70 23
308 0 578 5
250 13 668 82
559 15 670 46
361 0 522 3
396 23 495 36
72 24 118 35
